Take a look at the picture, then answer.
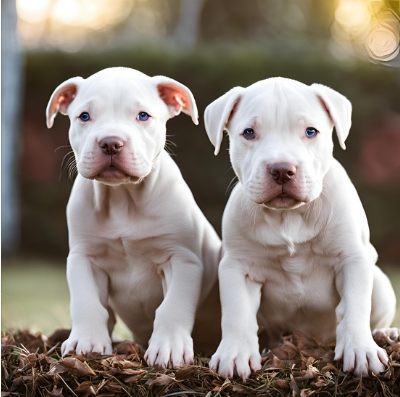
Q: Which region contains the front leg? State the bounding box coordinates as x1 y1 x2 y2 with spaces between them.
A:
334 250 388 376
144 251 203 369
62 252 112 356
209 257 262 381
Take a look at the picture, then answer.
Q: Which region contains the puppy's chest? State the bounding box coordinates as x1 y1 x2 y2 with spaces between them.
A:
249 242 338 305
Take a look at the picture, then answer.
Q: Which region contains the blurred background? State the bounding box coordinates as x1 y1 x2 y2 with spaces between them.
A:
2 0 400 337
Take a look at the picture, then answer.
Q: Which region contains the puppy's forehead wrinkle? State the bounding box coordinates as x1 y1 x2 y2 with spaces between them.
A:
239 80 321 133
79 72 158 115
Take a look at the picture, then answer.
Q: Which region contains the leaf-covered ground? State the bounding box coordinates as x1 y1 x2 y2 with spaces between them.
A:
2 329 400 397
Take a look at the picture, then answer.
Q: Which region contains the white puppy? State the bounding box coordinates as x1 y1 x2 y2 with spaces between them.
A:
46 67 221 368
204 77 397 379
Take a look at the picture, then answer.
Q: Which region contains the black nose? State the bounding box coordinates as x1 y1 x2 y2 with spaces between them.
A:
269 162 297 185
99 137 124 155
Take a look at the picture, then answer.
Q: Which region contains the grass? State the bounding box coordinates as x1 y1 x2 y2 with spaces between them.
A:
1 259 131 339
2 259 400 334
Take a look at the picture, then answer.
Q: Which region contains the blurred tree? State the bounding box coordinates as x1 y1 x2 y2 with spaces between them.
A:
1 0 23 255
172 0 204 47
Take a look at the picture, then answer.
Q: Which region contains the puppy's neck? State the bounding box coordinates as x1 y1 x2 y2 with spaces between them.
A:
91 151 165 215
257 195 331 252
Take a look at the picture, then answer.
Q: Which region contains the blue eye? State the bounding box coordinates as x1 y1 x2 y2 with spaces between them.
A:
243 128 256 140
137 112 150 121
305 127 318 138
79 112 90 122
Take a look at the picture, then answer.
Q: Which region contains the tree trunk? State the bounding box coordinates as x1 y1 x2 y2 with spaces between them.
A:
172 0 204 48
1 0 23 255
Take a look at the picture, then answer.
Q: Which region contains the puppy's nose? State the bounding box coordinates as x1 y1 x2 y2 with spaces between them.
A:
269 162 297 185
99 137 124 155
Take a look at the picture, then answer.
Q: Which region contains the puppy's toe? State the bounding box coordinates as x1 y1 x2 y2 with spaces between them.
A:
373 327 400 343
144 347 158 367
183 348 194 365
342 350 355 373
171 347 185 368
217 358 234 379
91 340 113 355
75 338 112 356
154 347 171 369
249 354 262 372
366 350 386 374
234 357 252 382
61 339 78 356
208 355 220 372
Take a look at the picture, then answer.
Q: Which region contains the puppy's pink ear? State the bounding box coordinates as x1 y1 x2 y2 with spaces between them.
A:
153 76 198 125
311 84 352 150
204 87 244 155
46 77 84 129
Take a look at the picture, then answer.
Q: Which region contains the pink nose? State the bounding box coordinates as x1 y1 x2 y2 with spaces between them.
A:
269 162 297 185
99 137 124 155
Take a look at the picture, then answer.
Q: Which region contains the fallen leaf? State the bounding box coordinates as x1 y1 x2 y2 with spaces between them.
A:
232 383 246 392
274 378 290 389
300 388 315 396
75 380 96 397
290 374 300 396
49 357 96 377
43 386 63 397
147 373 175 387
175 366 197 380
114 341 140 356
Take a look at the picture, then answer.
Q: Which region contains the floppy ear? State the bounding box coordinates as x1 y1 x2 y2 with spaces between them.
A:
46 77 84 128
153 76 198 125
311 84 352 150
204 86 244 155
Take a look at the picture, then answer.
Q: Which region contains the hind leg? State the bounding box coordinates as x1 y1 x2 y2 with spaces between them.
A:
371 266 398 342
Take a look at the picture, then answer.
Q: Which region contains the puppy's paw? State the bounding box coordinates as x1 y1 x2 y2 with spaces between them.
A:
209 336 261 381
61 333 112 356
335 335 388 376
144 331 194 369
372 327 400 343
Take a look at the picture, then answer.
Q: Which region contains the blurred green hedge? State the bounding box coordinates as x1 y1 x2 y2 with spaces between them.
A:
21 46 400 262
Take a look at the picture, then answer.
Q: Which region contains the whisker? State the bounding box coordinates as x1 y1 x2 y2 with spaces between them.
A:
225 175 238 196
59 151 77 181
61 150 75 170
165 139 177 156
223 165 234 176
54 145 71 153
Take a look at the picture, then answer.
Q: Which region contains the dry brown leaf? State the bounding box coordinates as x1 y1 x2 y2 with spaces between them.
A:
273 338 300 360
147 373 176 387
314 378 329 388
43 386 63 397
114 341 140 356
49 357 96 377
321 363 338 373
75 380 96 397
124 371 146 383
232 383 246 392
351 376 363 396
290 373 300 396
273 378 290 389
175 366 197 380
294 364 319 382
121 359 141 369
300 388 315 397
263 351 286 370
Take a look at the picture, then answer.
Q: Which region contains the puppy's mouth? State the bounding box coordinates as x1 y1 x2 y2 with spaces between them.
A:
94 165 144 184
97 165 127 179
263 191 306 210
